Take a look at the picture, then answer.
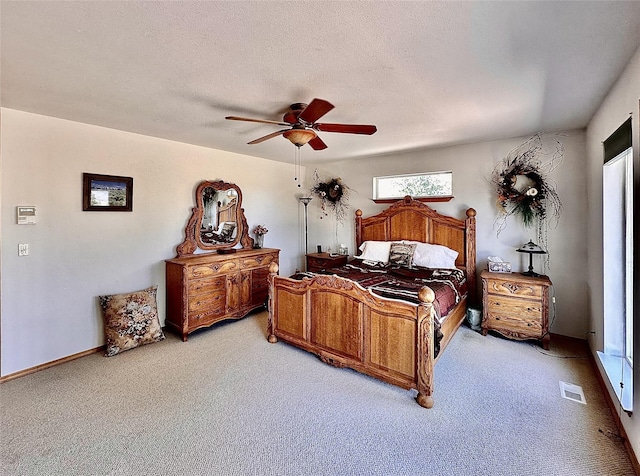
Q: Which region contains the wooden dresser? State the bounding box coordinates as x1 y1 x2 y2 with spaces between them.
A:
481 270 552 349
166 248 279 341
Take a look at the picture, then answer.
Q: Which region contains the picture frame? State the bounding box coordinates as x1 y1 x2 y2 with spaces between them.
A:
83 173 133 212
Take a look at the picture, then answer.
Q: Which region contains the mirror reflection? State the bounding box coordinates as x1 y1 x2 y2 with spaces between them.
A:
200 187 238 244
175 180 251 257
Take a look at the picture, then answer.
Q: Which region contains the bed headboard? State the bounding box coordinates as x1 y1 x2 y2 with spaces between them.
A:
217 197 237 224
355 196 477 304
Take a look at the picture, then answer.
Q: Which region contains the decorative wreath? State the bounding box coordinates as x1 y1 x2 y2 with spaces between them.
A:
311 172 350 222
491 133 563 232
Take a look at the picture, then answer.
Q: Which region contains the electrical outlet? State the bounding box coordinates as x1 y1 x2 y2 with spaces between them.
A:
18 243 29 256
552 296 556 303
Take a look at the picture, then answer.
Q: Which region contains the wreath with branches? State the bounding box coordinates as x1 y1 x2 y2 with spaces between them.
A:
311 172 350 222
491 133 563 233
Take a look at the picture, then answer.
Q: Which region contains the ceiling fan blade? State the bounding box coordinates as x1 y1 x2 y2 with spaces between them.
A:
308 135 328 150
298 98 334 124
247 129 289 144
314 123 377 135
226 116 289 126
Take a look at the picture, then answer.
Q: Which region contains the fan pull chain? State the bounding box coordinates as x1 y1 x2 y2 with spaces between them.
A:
294 146 301 187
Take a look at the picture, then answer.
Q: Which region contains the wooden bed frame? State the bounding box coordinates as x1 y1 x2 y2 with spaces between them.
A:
217 197 237 224
267 196 476 408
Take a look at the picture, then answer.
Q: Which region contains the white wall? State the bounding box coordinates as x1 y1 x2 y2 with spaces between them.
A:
304 131 589 339
0 108 307 376
585 46 639 457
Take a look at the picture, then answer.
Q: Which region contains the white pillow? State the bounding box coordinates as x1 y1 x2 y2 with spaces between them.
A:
356 241 392 263
404 241 459 268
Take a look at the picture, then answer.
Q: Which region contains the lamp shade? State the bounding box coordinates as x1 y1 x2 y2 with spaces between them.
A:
284 129 317 147
516 240 546 254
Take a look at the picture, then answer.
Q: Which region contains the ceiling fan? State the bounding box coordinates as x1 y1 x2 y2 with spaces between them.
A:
225 98 377 150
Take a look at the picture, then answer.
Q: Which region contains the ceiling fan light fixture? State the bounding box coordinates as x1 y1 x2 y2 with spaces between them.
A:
283 128 317 147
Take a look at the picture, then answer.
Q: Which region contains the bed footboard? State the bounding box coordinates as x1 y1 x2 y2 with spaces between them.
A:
267 263 438 408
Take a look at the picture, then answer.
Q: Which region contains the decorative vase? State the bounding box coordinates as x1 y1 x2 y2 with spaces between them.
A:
254 234 264 249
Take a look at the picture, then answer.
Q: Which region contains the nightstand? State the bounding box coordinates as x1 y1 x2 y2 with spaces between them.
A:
306 253 348 272
481 270 552 349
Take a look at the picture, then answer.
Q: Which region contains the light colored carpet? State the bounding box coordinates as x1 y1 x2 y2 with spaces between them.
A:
0 310 635 476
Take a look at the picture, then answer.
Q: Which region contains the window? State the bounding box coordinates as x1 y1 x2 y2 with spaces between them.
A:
373 171 453 202
599 118 633 413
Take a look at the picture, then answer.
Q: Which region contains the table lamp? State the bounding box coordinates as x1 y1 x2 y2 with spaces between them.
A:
516 240 546 277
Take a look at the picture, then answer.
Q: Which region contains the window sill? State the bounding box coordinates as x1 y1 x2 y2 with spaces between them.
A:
597 351 633 413
373 196 454 204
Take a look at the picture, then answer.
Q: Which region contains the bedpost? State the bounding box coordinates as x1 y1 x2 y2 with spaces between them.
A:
465 208 477 306
267 262 279 343
415 286 436 409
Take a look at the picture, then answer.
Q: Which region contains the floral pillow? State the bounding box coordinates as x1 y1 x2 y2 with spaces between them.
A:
388 242 417 267
99 285 165 357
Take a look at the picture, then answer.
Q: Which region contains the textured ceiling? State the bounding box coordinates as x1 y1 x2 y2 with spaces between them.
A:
2 1 639 163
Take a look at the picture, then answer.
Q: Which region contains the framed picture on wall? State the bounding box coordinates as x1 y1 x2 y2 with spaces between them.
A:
83 173 133 212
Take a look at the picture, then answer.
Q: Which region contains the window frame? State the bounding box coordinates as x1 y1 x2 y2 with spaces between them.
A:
600 145 633 413
372 171 454 204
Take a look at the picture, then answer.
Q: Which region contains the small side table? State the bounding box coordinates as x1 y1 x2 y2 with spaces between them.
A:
306 253 348 272
481 270 552 349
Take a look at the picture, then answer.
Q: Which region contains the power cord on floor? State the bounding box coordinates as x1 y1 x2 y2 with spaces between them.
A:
531 347 588 359
598 428 626 443
528 342 587 359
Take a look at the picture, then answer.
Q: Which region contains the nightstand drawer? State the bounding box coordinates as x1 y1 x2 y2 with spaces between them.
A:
307 256 326 270
485 313 543 336
306 253 348 272
486 296 543 320
487 278 543 299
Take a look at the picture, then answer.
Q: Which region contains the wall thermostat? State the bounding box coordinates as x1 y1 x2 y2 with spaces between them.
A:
16 206 37 225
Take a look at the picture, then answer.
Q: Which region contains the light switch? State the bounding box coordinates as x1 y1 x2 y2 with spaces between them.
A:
18 244 29 256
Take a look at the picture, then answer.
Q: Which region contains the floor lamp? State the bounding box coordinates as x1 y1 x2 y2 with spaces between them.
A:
298 197 312 270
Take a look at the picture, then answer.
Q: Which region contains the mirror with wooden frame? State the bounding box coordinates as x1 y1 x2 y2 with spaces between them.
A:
175 180 253 256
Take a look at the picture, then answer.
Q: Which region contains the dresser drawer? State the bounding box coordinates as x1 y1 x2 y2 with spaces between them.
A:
240 253 276 269
487 278 542 299
189 260 238 279
188 290 226 314
189 275 226 296
188 305 226 330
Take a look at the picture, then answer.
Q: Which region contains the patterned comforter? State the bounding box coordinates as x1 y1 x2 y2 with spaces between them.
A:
290 261 467 321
